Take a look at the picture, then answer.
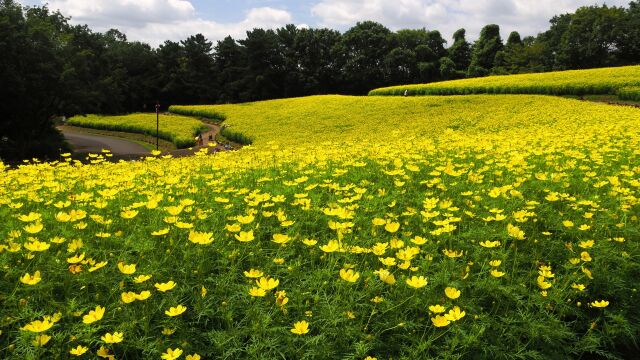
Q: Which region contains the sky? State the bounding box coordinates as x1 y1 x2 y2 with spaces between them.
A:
18 0 632 46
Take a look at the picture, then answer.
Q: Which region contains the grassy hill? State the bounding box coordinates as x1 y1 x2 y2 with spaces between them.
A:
368 65 640 97
171 94 639 147
2 94 640 359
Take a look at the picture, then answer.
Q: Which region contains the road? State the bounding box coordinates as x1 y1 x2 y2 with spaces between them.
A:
61 131 149 155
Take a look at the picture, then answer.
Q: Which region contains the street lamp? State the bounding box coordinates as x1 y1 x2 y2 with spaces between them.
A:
155 101 160 151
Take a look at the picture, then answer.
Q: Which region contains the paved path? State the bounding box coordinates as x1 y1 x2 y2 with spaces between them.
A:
62 131 149 155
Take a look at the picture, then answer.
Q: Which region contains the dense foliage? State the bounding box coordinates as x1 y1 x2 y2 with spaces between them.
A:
2 0 640 162
369 65 640 96
67 114 207 149
1 95 640 359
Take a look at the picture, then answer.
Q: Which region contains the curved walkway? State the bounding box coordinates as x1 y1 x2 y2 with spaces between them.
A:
60 123 231 159
62 130 149 155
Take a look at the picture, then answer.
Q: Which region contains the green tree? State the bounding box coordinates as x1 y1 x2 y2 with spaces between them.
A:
0 1 69 161
214 36 246 103
336 21 393 94
470 24 503 74
448 28 471 71
239 28 284 101
556 5 627 68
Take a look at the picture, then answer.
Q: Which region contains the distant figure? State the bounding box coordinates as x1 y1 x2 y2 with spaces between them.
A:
197 134 203 146
403 90 408 97
208 134 213 141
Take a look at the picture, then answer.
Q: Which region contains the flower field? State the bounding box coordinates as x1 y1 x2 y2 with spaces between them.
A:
368 65 640 97
1 94 640 358
67 114 208 149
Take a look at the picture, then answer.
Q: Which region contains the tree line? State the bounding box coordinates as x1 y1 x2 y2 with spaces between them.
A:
1 0 639 161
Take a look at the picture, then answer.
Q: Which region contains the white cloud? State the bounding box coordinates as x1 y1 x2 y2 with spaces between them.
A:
27 0 293 46
127 7 293 45
311 0 631 42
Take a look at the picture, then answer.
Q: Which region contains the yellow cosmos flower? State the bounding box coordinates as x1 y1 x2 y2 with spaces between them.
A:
489 260 502 267
225 223 241 233
431 315 450 327
479 240 500 248
50 236 66 244
21 319 54 333
165 205 184 216
155 281 177 292
580 251 592 262
571 283 586 291
256 277 279 290
272 234 291 244
591 300 609 308
379 257 396 266
302 238 317 246
249 286 267 297
162 328 176 335
445 287 461 299
186 354 201 360
411 236 428 245
24 240 50 252
121 292 137 304
152 228 170 236
117 262 136 274
24 222 44 234
89 261 108 272
165 305 187 317
162 348 183 360
490 269 505 278
20 271 42 285
175 221 193 229
374 268 396 285
507 223 525 240
67 253 86 264
290 320 310 335
236 214 254 224
133 274 152 283
406 276 428 289
188 230 214 245
82 305 105 324
101 332 124 344
429 304 446 314
70 345 88 356
563 220 574 228
243 269 264 278
234 230 255 242
444 306 466 321
18 212 41 222
319 240 340 253
32 334 51 347
97 345 113 358
384 221 400 233
339 268 360 283
442 249 463 258
579 239 594 248
120 210 138 219
537 276 552 290
135 290 152 301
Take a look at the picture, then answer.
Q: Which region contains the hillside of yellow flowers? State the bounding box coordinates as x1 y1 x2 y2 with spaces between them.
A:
368 65 640 97
1 94 639 359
